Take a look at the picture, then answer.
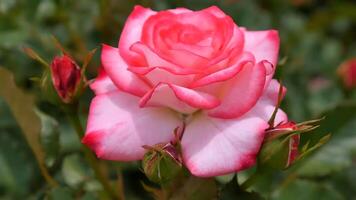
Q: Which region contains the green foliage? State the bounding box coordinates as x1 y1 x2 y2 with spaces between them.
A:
0 0 356 199
219 177 264 200
36 109 60 167
272 179 344 200
0 98 40 199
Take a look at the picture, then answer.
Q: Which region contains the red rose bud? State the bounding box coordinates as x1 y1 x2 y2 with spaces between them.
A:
142 143 182 184
50 55 81 103
337 58 356 89
259 120 319 169
264 121 297 141
286 134 300 167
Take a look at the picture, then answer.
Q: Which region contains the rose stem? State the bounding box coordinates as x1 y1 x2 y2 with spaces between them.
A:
116 166 126 200
65 106 121 199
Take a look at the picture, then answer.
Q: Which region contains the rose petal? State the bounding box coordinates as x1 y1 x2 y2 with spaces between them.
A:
161 49 210 69
141 67 196 86
242 29 279 67
119 5 156 66
130 42 183 70
203 6 227 18
249 79 288 125
286 134 300 167
242 29 279 90
140 83 220 114
101 44 151 97
181 80 288 177
90 67 117 95
191 52 254 87
83 89 181 161
206 25 244 69
207 61 267 119
168 7 192 14
181 113 268 177
141 8 232 68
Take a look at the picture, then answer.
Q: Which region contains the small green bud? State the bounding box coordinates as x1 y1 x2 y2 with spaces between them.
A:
142 143 182 184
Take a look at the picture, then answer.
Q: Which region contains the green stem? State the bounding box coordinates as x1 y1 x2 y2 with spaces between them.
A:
116 166 126 200
240 172 260 190
66 107 120 199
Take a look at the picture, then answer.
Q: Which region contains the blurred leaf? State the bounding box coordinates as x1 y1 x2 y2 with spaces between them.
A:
0 30 29 48
0 68 57 189
329 163 356 199
297 119 356 177
302 101 356 146
62 154 88 188
142 183 165 200
23 47 49 68
296 134 331 162
215 173 235 184
47 187 73 200
219 177 264 200
170 177 217 200
51 35 70 56
59 121 81 153
36 109 60 167
0 99 39 198
272 179 343 200
81 48 97 74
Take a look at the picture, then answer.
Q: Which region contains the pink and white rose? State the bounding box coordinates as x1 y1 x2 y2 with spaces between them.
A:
82 5 288 177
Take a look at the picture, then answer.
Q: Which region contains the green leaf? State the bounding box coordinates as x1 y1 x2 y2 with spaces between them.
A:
47 187 74 200
62 154 88 188
295 102 356 177
35 109 60 167
303 101 356 145
0 100 39 198
215 173 235 184
170 177 217 200
219 177 264 200
81 48 97 75
272 179 343 200
297 119 356 177
22 47 49 68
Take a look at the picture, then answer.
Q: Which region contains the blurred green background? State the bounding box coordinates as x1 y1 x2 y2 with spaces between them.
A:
0 0 356 199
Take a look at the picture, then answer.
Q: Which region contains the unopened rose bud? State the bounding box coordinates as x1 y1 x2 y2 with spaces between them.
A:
337 58 356 89
142 143 182 184
50 55 81 103
259 118 322 169
259 121 300 169
264 121 297 142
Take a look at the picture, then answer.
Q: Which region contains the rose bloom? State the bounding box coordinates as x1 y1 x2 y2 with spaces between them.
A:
337 58 356 89
83 6 288 177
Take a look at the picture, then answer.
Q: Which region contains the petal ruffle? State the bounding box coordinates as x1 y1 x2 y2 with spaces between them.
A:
190 52 254 88
118 5 156 66
140 83 220 114
242 29 280 89
90 67 117 95
83 89 181 161
101 44 151 97
131 67 196 86
207 61 267 119
242 29 280 67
